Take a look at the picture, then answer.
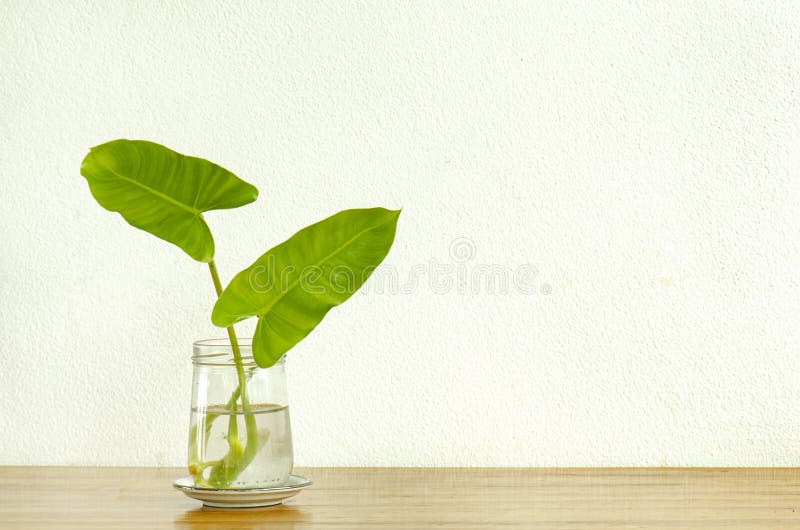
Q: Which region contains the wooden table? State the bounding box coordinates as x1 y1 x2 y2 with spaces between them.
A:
1 467 798 529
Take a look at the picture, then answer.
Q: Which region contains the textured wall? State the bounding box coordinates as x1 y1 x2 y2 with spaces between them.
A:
1 1 799 466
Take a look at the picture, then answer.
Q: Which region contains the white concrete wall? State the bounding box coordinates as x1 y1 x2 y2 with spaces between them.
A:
1 1 799 466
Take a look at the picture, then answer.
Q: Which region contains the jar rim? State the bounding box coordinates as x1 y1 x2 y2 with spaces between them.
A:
193 338 254 348
192 338 286 367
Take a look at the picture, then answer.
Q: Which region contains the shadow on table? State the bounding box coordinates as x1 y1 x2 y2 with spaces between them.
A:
174 504 310 529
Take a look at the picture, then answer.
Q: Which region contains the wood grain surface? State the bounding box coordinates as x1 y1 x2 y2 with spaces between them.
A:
0 467 798 529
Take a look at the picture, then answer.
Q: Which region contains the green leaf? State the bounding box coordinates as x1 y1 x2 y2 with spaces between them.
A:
80 139 258 262
212 208 400 367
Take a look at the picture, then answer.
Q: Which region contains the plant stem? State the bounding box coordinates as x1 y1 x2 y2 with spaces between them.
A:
207 260 253 414
205 259 259 486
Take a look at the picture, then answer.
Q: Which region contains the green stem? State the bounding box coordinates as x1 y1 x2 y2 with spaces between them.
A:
202 259 260 486
187 369 256 480
208 260 254 415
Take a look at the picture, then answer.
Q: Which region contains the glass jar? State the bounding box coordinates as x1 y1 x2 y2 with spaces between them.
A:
187 339 293 489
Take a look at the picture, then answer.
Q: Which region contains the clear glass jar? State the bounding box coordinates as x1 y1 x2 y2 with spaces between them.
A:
187 339 293 489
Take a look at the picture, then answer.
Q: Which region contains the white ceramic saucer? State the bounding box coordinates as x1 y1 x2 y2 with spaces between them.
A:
173 475 313 508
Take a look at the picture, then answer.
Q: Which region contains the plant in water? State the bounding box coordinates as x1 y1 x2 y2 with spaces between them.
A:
80 139 399 488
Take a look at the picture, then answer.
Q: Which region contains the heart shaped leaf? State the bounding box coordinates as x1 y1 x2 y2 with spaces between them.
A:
80 139 258 262
212 208 400 367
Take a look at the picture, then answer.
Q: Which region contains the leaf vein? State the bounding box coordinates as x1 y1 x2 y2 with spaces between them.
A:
97 157 201 216
253 216 395 318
